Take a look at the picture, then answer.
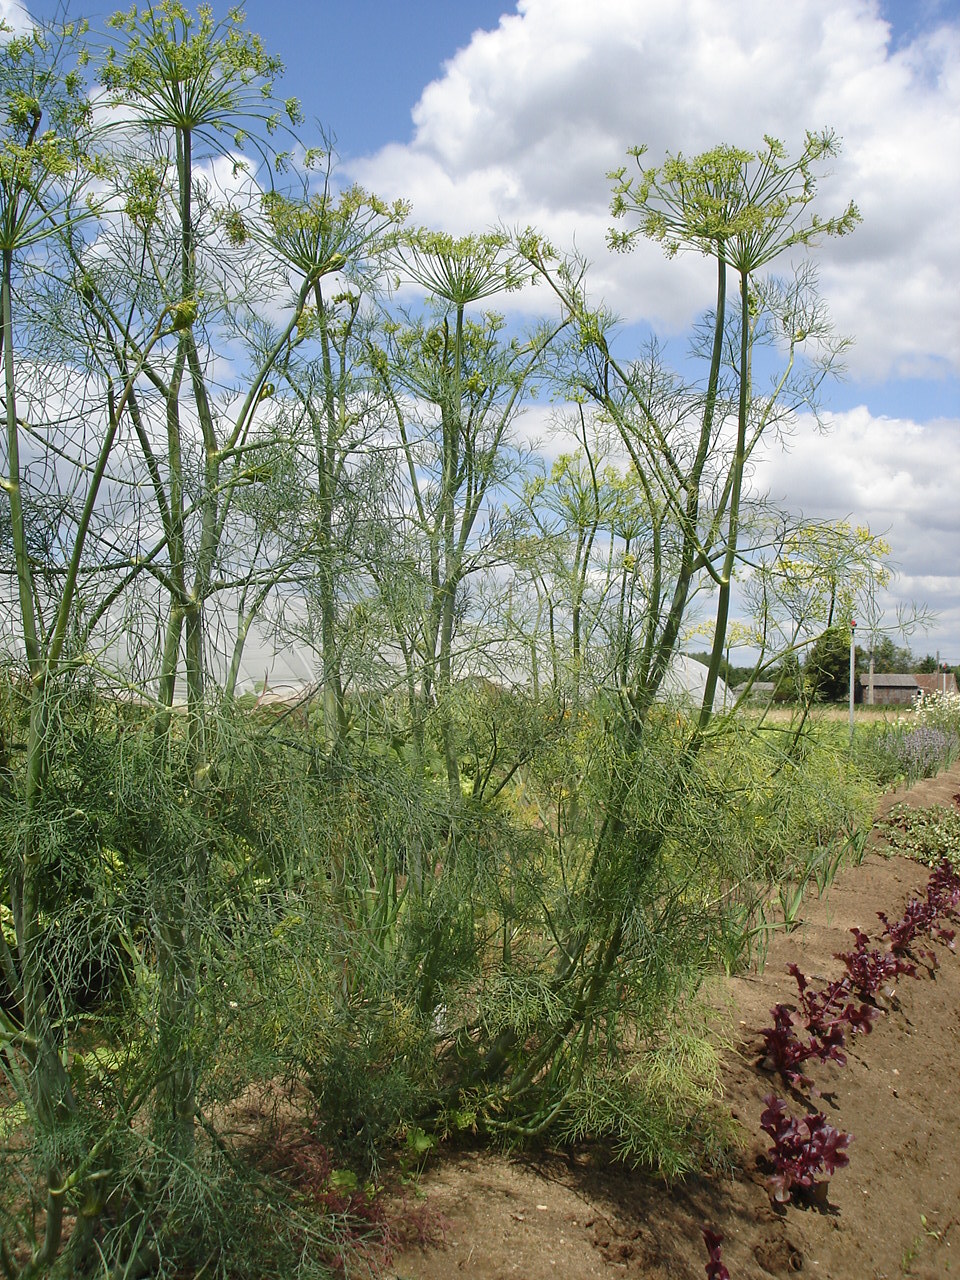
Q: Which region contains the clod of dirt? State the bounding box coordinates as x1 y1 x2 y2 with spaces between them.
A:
754 1235 804 1274
589 1219 659 1267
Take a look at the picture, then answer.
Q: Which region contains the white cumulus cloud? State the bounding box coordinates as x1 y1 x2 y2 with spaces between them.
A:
0 0 32 33
350 0 960 379
751 406 960 651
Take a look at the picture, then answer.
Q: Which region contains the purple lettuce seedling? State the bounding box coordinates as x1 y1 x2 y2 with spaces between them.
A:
702 1226 730 1280
760 1093 852 1205
879 862 960 954
788 965 876 1042
835 928 915 1000
879 899 935 953
927 860 960 912
924 861 960 942
758 1003 819 1088
759 964 878 1088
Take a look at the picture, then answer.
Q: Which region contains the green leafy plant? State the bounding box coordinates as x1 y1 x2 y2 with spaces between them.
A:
877 802 960 869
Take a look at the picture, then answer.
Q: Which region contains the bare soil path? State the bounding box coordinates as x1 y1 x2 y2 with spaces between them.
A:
393 762 960 1280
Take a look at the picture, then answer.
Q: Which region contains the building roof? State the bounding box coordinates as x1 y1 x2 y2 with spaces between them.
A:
660 654 732 709
859 673 919 688
732 681 776 696
914 672 959 695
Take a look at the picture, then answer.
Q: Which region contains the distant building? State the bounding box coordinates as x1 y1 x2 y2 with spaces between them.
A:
731 680 777 702
860 671 958 706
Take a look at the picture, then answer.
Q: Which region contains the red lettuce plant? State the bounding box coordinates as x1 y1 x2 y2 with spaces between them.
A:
760 1094 852 1204
755 862 959 1214
878 859 960 953
787 963 877 1039
925 860 960 935
879 899 937 952
759 965 877 1086
927 859 960 909
702 1226 730 1279
835 927 916 1000
758 1003 821 1087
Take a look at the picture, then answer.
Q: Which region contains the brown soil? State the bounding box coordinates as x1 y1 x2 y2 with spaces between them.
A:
392 762 960 1280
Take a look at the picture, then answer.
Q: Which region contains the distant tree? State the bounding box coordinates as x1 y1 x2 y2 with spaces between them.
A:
916 653 938 673
805 626 864 701
686 650 754 689
871 634 915 673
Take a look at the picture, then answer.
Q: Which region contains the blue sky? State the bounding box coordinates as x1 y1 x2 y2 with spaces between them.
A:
7 0 960 659
15 1 524 154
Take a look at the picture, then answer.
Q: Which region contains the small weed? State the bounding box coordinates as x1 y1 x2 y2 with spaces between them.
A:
900 1213 943 1274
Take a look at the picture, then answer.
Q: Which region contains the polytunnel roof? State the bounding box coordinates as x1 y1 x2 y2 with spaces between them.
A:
659 653 733 711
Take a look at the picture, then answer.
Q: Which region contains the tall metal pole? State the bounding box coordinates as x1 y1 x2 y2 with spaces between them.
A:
849 620 857 746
